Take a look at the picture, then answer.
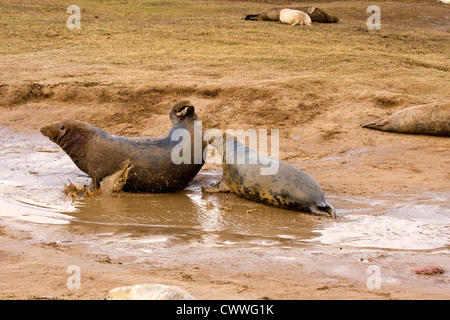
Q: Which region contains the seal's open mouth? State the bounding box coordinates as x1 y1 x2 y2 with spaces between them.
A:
176 106 188 117
175 105 194 118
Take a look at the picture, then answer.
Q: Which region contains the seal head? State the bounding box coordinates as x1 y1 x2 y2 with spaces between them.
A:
170 100 198 124
40 120 95 174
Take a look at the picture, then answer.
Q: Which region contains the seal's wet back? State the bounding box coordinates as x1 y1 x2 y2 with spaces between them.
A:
40 101 205 193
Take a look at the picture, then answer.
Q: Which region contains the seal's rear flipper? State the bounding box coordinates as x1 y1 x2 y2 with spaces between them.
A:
202 179 231 193
360 117 390 130
244 13 260 20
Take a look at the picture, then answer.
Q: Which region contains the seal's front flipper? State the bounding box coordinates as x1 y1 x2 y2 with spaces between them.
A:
99 158 133 196
306 6 316 15
202 179 231 193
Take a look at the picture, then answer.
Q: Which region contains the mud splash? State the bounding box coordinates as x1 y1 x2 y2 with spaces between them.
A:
0 126 449 258
63 157 133 197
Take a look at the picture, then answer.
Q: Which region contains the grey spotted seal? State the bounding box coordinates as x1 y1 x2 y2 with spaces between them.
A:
361 101 450 136
40 100 205 193
244 7 339 23
202 133 336 218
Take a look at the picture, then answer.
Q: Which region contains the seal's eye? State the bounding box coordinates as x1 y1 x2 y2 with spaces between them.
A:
59 125 65 130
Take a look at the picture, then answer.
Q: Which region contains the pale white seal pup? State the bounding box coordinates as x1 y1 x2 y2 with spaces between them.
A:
279 8 312 26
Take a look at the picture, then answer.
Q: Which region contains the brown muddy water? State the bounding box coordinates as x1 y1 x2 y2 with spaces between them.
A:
0 126 449 264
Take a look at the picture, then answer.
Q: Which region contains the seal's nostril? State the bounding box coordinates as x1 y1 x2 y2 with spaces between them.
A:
40 126 47 135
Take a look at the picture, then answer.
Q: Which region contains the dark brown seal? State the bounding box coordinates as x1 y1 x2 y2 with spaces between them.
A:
244 7 339 23
361 101 450 136
40 100 206 193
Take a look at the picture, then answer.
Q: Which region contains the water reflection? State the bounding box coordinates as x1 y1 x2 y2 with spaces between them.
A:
313 193 450 251
63 173 321 249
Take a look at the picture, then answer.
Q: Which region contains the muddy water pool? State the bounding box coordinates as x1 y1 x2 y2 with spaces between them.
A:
0 126 449 261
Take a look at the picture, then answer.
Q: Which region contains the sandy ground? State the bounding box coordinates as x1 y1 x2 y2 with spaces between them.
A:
0 0 449 300
0 222 449 300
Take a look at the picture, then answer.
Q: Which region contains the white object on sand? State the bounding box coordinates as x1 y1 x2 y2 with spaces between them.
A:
106 284 195 300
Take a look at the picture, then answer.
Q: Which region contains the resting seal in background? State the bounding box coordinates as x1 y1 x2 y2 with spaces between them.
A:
361 101 450 136
202 133 336 218
40 100 206 193
244 7 339 23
